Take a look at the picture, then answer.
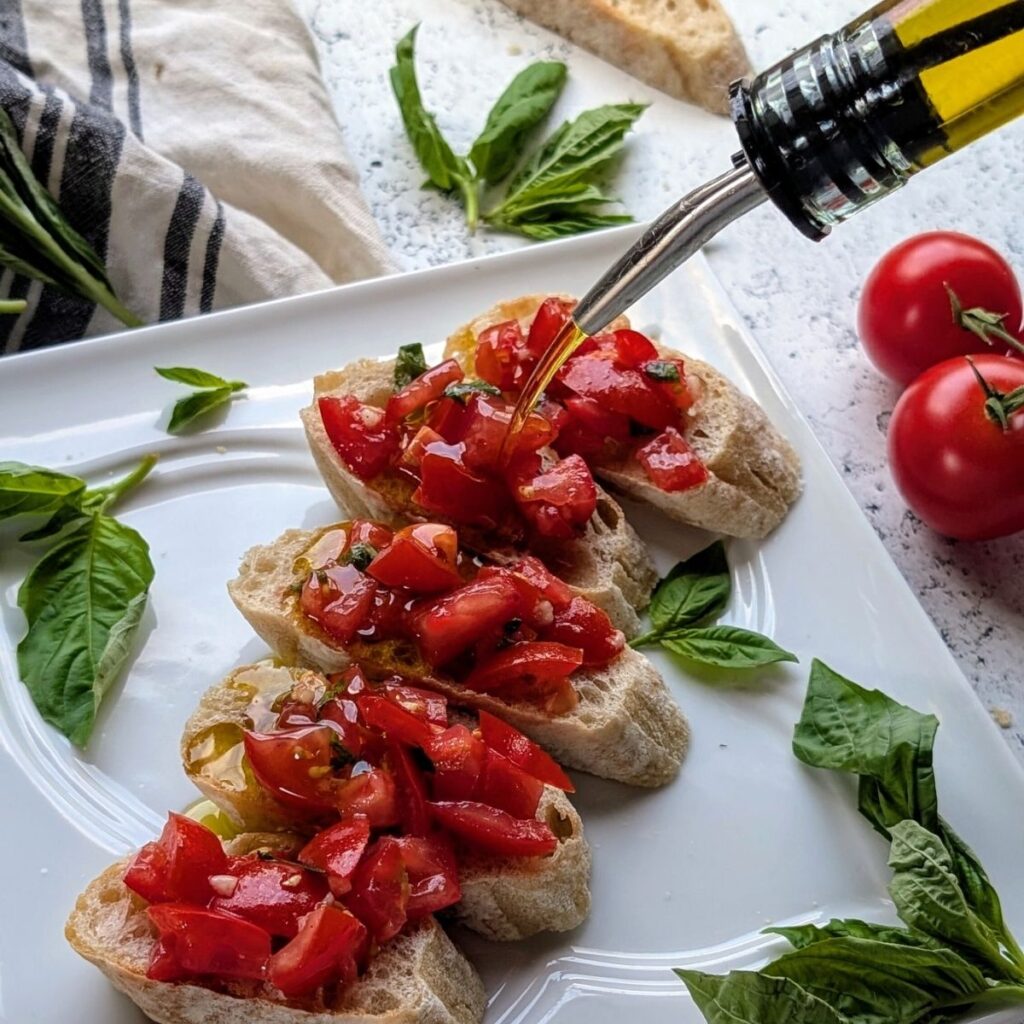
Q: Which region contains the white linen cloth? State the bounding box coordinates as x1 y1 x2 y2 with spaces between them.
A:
0 0 390 352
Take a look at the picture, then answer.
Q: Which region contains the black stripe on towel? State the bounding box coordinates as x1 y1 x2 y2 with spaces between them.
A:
81 0 113 110
30 89 63 186
200 201 225 313
118 0 143 138
0 0 32 77
160 173 205 321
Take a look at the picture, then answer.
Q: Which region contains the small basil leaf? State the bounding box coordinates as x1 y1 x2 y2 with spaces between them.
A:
394 342 429 389
343 543 378 572
443 379 501 404
660 625 797 669
155 365 239 389
644 360 680 382
166 386 237 434
792 660 939 838
469 61 567 183
16 513 154 745
0 462 85 522
888 820 1017 980
767 919 942 951
649 541 731 632
675 970 850 1024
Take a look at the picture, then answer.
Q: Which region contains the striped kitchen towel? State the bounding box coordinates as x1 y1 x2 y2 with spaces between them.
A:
0 0 391 353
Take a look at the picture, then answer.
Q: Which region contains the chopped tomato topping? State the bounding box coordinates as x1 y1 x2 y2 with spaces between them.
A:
507 556 574 611
635 427 709 492
394 835 461 917
388 741 433 837
301 564 378 644
209 858 328 938
146 905 271 982
507 453 597 539
124 812 227 906
465 641 583 699
357 694 438 749
349 519 395 551
610 328 659 367
367 523 462 592
546 596 625 666
424 724 487 801
243 725 342 812
386 358 464 423
319 395 399 481
382 683 448 726
477 710 574 791
298 817 371 897
475 319 532 390
478 748 545 819
267 905 367 997
334 767 400 828
344 837 409 943
428 801 558 857
413 442 506 527
560 354 677 431
525 297 575 357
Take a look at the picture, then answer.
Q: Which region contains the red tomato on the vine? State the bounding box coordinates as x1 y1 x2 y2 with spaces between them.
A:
887 354 1024 540
858 232 1024 386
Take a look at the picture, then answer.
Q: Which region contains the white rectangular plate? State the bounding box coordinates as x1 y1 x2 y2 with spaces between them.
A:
2 228 1023 1024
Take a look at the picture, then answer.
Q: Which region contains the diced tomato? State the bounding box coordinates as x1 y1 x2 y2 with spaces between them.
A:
267 905 367 998
344 837 409 943
508 453 597 539
367 522 461 592
507 556 574 611
334 767 400 828
428 801 558 857
475 320 532 390
146 905 271 982
424 724 487 801
386 359 464 423
147 936 187 982
536 396 570 435
357 694 438 749
610 329 659 367
243 726 341 812
478 748 544 819
300 564 378 644
477 710 574 791
635 427 709 492
545 596 625 666
643 358 695 413
465 642 583 703
124 813 227 906
393 835 461 917
560 355 677 431
450 394 555 473
348 519 394 552
409 574 523 667
382 683 448 726
299 818 371 897
209 858 328 938
319 395 399 481
388 741 432 837
526 297 575 357
413 443 506 527
563 396 632 445
319 696 383 762
474 564 551 632
276 698 319 729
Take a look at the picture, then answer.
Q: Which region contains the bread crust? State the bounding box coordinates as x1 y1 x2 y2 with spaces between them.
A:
65 839 487 1024
498 0 751 115
227 530 688 787
299 357 656 637
180 663 591 941
444 295 802 540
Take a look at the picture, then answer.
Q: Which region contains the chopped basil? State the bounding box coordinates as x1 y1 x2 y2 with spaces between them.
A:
443 379 502 404
343 542 378 571
394 342 428 389
643 360 681 382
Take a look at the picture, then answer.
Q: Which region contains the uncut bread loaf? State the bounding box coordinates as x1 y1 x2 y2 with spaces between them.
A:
181 663 591 941
498 0 751 115
227 530 689 787
444 295 801 540
300 357 656 637
65 832 487 1024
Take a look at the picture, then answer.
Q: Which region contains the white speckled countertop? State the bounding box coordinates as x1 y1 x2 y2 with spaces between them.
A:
294 0 1024 761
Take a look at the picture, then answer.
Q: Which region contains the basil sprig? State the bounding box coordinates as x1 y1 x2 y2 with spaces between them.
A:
0 108 140 326
676 660 1024 1023
156 366 247 434
1 456 157 745
629 542 796 669
394 342 429 390
389 26 643 239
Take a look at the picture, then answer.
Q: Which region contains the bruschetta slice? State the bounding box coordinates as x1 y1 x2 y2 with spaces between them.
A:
67 828 486 1024
181 663 591 941
227 520 689 787
444 295 802 539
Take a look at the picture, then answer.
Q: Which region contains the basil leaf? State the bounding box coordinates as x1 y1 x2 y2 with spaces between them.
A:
343 542 378 572
0 108 141 327
767 919 942 951
649 541 731 632
167 386 239 434
489 181 616 220
443 379 501 404
18 501 92 543
469 61 567 183
644 360 681 382
660 625 797 668
394 342 429 389
155 365 238 389
0 462 85 522
792 660 939 837
390 27 478 225
16 512 154 745
888 820 1017 980
676 970 850 1024
501 211 633 241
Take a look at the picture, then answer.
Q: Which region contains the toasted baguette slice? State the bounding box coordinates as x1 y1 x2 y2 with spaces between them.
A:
66 833 486 1024
227 529 689 787
445 296 802 539
180 663 590 941
300 358 656 637
498 0 750 115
